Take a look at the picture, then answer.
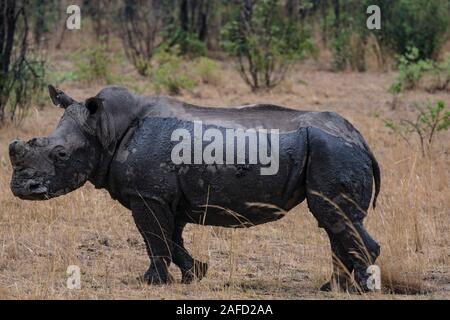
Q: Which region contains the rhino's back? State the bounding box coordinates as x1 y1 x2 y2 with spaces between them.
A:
139 96 306 132
138 96 366 149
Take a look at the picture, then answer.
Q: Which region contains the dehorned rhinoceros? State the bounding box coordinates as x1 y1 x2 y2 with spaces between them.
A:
9 85 381 292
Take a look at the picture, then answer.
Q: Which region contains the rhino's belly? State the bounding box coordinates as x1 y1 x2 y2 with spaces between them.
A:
177 164 307 227
175 131 308 227
182 204 291 228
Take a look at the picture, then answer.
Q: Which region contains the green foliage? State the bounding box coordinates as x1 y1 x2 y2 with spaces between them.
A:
150 49 196 95
193 57 220 85
431 54 450 91
73 44 112 83
164 25 207 58
390 48 450 94
331 29 351 71
30 0 59 47
158 0 212 57
332 31 369 72
48 71 80 84
329 0 370 71
27 58 49 110
179 32 207 57
221 0 313 90
6 55 47 125
325 0 449 71
374 0 450 60
118 0 169 76
0 1 45 125
389 48 434 93
384 100 450 156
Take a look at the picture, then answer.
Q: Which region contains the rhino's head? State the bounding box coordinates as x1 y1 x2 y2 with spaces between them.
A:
9 85 110 200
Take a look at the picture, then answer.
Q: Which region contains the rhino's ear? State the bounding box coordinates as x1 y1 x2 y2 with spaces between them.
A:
48 85 77 108
85 97 114 150
85 97 104 115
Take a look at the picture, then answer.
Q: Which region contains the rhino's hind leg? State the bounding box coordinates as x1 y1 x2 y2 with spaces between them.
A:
319 229 354 292
341 221 380 291
131 200 174 284
308 191 380 292
306 128 380 292
172 223 208 284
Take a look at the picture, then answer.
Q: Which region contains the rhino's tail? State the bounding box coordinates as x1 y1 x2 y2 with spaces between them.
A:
369 150 381 209
341 121 381 209
349 121 381 209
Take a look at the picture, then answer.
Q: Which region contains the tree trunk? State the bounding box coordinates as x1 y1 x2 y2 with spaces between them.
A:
285 0 299 19
332 0 340 30
0 0 29 125
197 0 209 41
321 0 328 46
33 0 46 47
180 0 189 33
0 0 17 124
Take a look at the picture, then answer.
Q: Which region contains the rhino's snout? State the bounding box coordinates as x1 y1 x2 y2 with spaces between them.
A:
11 178 49 200
25 180 48 194
9 139 49 200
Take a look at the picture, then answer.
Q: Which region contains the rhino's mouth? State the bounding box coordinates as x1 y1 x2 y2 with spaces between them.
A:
10 176 50 200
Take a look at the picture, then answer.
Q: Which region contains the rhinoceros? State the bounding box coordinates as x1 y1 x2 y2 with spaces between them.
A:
9 85 380 291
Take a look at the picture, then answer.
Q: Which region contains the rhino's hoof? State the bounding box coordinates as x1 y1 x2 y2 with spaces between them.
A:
320 278 354 292
320 281 332 292
140 270 174 285
354 270 379 293
181 260 208 284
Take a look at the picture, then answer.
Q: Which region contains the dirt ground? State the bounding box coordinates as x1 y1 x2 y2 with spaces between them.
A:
0 49 449 299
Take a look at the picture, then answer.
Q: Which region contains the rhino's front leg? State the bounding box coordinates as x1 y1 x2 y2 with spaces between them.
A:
172 222 208 284
131 199 174 284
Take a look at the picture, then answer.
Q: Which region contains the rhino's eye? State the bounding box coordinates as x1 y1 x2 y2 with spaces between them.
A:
58 151 67 158
51 146 70 162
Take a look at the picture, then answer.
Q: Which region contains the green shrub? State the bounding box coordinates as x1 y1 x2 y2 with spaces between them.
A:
390 48 450 94
331 30 351 71
164 26 208 58
374 0 450 60
432 54 450 91
48 70 80 84
151 49 196 95
181 32 207 57
221 0 313 91
118 0 166 76
73 44 112 83
384 100 450 156
0 2 47 125
326 0 449 70
7 56 47 125
329 0 369 72
389 48 434 94
193 57 220 85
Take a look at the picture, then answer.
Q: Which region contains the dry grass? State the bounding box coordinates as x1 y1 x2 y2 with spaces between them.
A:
0 43 449 299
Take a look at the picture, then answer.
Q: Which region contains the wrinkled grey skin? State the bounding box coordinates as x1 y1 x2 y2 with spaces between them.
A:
9 85 381 292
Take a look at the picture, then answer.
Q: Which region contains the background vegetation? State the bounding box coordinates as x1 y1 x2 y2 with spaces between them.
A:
2 0 450 123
